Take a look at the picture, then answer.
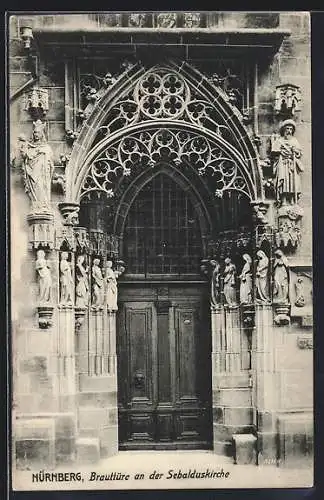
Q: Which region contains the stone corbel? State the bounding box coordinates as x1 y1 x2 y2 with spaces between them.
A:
65 129 79 145
241 304 255 329
75 307 87 330
273 303 291 325
37 305 54 329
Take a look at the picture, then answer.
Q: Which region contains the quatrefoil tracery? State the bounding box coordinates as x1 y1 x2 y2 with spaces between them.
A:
81 128 250 201
93 68 235 142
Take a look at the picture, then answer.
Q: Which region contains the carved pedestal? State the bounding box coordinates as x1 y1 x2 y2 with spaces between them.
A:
273 303 291 325
37 305 54 329
27 210 54 250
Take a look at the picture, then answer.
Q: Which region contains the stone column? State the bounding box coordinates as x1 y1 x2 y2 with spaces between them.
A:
253 304 278 464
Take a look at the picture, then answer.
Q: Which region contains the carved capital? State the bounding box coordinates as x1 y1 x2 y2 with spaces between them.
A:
59 202 80 226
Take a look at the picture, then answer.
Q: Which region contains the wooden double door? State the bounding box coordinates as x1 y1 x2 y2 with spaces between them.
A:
117 282 213 450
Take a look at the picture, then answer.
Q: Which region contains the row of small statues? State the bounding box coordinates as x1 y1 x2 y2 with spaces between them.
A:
36 250 121 311
209 249 290 307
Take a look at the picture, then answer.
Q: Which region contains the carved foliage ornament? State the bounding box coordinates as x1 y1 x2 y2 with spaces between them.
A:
81 128 250 200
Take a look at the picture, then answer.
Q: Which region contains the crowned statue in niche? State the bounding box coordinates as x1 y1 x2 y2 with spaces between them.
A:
271 119 303 206
12 120 54 211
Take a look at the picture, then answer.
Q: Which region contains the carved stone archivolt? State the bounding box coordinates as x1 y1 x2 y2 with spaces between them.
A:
81 128 252 201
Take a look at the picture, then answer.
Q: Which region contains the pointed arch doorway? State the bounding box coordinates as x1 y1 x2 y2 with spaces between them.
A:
116 167 213 450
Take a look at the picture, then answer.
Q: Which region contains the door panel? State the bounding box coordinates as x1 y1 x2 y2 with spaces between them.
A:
117 302 155 443
117 284 212 449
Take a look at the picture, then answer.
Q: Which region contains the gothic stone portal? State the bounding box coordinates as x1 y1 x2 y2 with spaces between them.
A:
116 174 213 449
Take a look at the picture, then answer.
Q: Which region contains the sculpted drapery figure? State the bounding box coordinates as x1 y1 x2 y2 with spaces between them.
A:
60 252 74 305
105 260 119 311
255 250 270 303
273 249 290 304
271 119 303 205
35 249 52 303
223 257 237 306
294 276 305 307
210 260 221 308
92 258 104 308
239 254 253 305
14 120 54 210
75 255 89 308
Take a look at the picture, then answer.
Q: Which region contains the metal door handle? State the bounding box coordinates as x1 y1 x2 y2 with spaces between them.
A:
134 371 145 389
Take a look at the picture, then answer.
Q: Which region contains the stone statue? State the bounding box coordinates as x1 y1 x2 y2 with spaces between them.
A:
223 257 237 306
295 276 306 307
60 252 74 305
105 260 119 311
92 258 104 308
273 249 289 304
271 119 303 205
210 260 221 308
255 250 270 303
35 249 52 303
13 120 54 210
75 255 89 308
239 253 253 305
